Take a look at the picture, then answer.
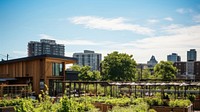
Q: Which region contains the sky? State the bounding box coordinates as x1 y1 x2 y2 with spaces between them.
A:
0 0 200 63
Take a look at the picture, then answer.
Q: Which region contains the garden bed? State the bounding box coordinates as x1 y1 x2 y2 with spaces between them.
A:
151 104 193 112
93 102 112 112
193 99 200 110
0 106 15 112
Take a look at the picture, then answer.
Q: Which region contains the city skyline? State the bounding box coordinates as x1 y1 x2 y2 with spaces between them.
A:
0 0 200 63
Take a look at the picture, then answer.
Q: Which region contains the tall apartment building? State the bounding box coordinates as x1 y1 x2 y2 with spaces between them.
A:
187 49 197 61
28 39 65 56
167 53 181 63
73 50 102 71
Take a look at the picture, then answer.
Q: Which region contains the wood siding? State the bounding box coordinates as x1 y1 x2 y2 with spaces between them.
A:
0 56 76 95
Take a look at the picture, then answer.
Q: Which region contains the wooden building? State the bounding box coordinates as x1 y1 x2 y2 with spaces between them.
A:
0 54 77 95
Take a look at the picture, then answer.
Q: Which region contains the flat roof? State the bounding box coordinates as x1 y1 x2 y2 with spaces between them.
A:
0 54 77 64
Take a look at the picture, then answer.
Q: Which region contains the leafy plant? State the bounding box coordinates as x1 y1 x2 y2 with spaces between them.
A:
187 94 196 102
169 99 191 108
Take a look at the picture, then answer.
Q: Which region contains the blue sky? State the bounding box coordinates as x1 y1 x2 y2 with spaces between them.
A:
0 0 200 63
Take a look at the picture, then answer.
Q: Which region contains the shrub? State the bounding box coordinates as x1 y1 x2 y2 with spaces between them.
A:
149 109 157 112
169 99 191 108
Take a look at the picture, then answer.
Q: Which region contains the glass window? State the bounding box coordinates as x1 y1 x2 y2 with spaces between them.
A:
52 63 63 76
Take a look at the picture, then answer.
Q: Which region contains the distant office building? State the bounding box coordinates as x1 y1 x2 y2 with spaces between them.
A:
147 55 158 69
174 62 186 76
73 50 102 71
28 39 65 56
194 61 200 80
174 61 196 79
167 53 181 63
186 62 194 75
187 49 197 61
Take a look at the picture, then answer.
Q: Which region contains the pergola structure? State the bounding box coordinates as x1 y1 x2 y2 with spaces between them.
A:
58 81 200 99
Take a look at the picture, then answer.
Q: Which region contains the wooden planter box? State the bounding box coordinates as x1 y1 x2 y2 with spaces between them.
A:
193 99 200 110
0 106 15 112
93 102 112 112
151 104 192 112
151 106 172 112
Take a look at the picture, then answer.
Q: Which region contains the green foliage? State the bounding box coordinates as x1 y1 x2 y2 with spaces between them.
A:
135 68 151 80
71 65 102 81
187 94 196 102
0 98 22 107
58 94 98 112
110 98 149 112
14 98 35 112
79 66 92 80
169 99 191 108
105 97 131 106
149 109 157 112
71 65 81 71
145 97 163 106
58 96 78 112
37 88 59 112
101 51 137 81
154 61 177 81
91 70 101 81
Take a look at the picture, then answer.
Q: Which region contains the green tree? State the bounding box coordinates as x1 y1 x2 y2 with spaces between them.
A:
101 51 137 81
70 65 101 81
135 68 151 80
71 64 81 71
78 66 91 80
154 61 177 81
91 70 101 81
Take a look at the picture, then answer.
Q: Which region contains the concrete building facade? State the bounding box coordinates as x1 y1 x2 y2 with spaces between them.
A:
28 39 65 56
73 50 102 71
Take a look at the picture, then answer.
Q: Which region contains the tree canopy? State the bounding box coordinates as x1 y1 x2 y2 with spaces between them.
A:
101 51 137 81
135 68 152 81
70 65 101 81
153 61 177 81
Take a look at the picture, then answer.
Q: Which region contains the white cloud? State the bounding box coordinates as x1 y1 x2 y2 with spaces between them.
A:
147 19 159 24
39 34 116 46
193 14 200 23
161 24 183 31
39 24 200 63
176 8 193 14
70 16 154 35
119 25 200 62
11 51 27 59
164 17 173 21
13 51 26 55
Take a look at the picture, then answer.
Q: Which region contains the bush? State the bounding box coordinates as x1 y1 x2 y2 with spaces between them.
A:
145 97 163 106
187 94 196 102
169 99 191 108
149 109 157 112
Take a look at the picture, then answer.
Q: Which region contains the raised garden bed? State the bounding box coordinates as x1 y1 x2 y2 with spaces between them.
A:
151 104 193 112
93 102 112 112
0 106 15 112
193 99 200 110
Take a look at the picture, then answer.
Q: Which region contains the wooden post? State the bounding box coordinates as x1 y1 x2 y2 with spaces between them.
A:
95 82 98 96
62 62 65 81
